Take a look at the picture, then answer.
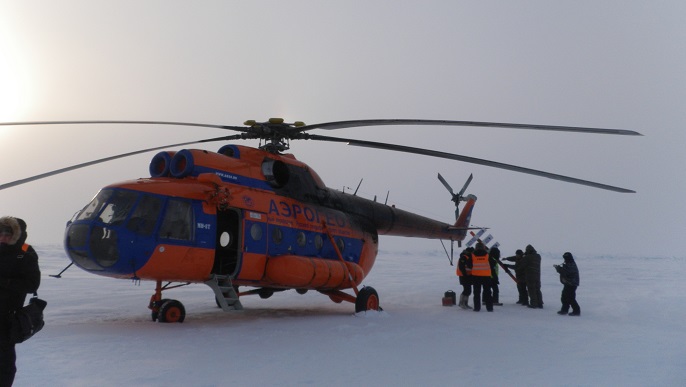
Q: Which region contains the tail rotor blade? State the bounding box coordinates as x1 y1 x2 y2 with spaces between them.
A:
438 173 473 204
437 173 455 195
457 173 473 198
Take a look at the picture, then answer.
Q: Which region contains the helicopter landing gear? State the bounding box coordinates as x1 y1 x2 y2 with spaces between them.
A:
150 297 186 323
149 280 189 323
319 221 382 313
355 286 381 313
157 300 186 323
150 298 169 321
319 286 382 313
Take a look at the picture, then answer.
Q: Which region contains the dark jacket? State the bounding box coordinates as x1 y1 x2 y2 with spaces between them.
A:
556 256 580 287
520 244 541 281
457 249 473 285
0 217 41 313
488 247 500 282
502 252 525 280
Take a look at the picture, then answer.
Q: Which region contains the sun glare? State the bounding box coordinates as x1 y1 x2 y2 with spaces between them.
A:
0 27 32 122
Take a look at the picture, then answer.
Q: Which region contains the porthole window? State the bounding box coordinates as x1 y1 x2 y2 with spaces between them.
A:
296 232 306 247
272 227 283 244
250 224 263 240
220 231 231 247
314 234 324 250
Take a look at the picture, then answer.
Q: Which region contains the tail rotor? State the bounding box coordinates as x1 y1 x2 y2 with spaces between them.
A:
438 173 478 246
438 173 473 207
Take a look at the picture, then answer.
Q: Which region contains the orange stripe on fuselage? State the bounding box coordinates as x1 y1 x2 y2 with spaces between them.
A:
135 244 214 282
262 255 365 290
235 252 268 282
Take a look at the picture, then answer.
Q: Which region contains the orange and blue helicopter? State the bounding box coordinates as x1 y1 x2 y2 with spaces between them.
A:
0 118 640 322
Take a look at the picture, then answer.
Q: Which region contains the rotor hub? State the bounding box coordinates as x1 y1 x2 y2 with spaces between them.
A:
244 118 306 153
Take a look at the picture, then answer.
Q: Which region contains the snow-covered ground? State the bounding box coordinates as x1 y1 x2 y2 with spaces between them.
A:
15 244 685 386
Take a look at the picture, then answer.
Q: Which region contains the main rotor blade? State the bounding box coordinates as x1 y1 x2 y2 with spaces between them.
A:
306 134 635 193
0 135 243 191
0 120 250 132
299 119 642 136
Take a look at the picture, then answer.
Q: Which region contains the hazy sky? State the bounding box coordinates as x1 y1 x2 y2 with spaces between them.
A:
1 2 684 257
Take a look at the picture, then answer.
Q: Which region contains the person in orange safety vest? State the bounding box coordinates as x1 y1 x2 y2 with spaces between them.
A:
469 242 494 312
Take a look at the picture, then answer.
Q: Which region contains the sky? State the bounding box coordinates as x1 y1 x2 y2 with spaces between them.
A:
1 2 685 257
15 245 686 386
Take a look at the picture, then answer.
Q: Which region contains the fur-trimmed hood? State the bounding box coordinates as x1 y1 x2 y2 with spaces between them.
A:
0 216 22 245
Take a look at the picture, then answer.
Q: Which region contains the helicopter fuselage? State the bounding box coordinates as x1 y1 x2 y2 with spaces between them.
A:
64 144 469 292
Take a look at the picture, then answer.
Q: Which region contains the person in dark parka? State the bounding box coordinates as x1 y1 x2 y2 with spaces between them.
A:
0 217 41 387
521 244 543 308
502 249 528 305
483 247 503 306
555 252 581 316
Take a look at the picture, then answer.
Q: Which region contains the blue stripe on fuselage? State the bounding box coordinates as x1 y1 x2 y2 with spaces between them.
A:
243 219 363 264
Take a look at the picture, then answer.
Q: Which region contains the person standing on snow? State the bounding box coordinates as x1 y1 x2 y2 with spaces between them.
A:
521 244 543 309
469 242 493 312
456 247 473 309
502 249 528 305
0 217 41 387
485 246 503 306
554 252 581 316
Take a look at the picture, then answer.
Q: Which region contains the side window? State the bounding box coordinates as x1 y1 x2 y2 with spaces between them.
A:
100 190 139 226
159 199 193 241
126 195 163 236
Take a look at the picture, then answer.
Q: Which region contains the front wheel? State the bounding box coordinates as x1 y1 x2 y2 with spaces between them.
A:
355 286 381 313
157 299 186 323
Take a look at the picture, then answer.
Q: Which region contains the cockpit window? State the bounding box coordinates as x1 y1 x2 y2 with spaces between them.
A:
126 195 163 236
159 199 193 241
100 190 139 226
76 189 113 221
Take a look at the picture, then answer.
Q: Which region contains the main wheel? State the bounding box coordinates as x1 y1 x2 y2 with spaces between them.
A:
355 286 380 313
157 299 186 323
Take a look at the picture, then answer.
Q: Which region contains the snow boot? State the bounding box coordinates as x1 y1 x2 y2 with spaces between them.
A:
568 310 581 316
459 294 472 310
465 299 473 310
458 294 468 309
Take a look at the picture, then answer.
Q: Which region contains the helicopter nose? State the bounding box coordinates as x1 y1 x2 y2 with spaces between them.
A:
65 222 120 271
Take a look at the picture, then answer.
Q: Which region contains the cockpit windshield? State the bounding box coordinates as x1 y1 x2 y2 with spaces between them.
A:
75 190 112 221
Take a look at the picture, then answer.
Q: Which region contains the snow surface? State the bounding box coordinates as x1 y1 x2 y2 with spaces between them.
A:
14 244 686 386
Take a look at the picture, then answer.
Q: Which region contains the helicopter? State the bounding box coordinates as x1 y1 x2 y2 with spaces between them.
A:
0 118 640 323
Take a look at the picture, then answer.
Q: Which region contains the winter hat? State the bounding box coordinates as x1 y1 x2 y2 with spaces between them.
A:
0 216 21 245
525 244 535 254
563 252 574 260
516 249 524 255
